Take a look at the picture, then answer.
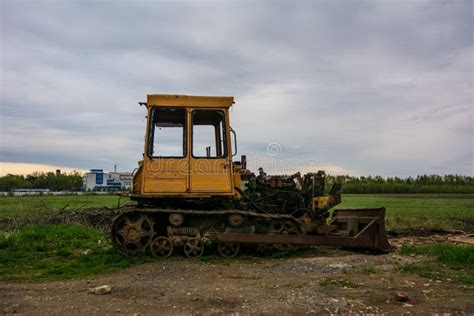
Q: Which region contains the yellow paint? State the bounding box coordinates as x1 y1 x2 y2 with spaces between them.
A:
135 94 235 198
232 172 242 199
147 94 234 108
189 159 232 192
313 196 331 210
143 158 188 193
312 194 341 211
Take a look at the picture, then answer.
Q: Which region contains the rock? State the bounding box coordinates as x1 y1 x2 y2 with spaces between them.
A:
346 299 366 308
394 291 409 302
90 285 112 295
3 304 19 314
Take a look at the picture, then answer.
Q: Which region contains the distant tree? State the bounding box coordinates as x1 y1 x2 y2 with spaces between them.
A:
0 171 83 192
325 174 474 194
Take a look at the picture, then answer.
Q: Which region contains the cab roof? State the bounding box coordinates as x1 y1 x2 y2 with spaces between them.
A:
146 94 234 108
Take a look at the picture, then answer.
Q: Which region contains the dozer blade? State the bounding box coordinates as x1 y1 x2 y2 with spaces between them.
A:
328 207 391 252
206 208 391 252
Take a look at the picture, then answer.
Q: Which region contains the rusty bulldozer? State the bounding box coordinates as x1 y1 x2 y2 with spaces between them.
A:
112 94 390 258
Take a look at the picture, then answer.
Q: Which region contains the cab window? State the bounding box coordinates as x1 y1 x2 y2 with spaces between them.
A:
192 110 227 158
148 107 186 157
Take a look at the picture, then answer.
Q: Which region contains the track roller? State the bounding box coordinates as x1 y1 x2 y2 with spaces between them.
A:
183 239 204 258
217 242 240 258
150 236 174 258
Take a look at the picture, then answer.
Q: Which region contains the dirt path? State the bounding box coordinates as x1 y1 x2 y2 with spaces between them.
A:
2 242 473 315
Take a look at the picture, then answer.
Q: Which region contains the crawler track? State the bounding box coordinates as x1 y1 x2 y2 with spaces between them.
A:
111 207 390 258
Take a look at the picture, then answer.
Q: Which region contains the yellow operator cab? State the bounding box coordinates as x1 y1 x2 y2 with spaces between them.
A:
132 94 237 200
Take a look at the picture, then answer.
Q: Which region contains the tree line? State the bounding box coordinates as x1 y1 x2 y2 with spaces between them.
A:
0 172 83 192
0 172 473 194
326 174 474 194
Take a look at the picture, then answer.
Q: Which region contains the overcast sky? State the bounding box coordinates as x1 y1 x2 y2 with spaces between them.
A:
1 0 473 176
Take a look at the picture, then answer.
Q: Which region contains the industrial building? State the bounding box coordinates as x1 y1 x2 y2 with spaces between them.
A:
82 169 133 191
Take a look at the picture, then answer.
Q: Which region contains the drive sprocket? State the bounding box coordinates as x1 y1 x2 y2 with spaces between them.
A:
111 211 155 256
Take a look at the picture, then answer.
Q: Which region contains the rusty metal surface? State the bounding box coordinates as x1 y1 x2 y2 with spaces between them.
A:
332 208 387 218
111 212 155 256
205 207 391 252
206 228 390 252
128 207 301 221
112 207 391 256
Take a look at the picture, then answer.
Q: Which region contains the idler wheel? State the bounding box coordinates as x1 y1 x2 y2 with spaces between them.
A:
150 236 174 259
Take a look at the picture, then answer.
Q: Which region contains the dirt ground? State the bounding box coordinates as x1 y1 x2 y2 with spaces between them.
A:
1 236 473 315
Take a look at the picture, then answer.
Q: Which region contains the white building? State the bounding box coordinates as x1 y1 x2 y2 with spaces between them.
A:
82 169 133 191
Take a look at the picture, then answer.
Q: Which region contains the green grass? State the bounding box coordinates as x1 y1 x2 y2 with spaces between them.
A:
0 194 131 219
339 194 474 230
0 224 147 282
0 194 472 283
361 267 378 274
400 243 474 284
0 194 472 231
320 276 357 289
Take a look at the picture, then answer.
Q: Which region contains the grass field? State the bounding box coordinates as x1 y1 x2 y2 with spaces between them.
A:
0 224 148 282
0 194 472 282
0 193 473 230
400 243 474 284
339 194 474 230
0 194 131 219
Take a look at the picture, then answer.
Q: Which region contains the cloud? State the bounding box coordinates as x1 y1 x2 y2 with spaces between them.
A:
0 162 87 176
1 0 472 176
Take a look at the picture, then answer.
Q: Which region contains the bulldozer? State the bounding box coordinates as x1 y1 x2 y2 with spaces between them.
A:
112 94 390 258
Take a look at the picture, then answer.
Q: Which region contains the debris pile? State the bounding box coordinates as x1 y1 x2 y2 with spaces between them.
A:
42 207 125 232
395 227 467 237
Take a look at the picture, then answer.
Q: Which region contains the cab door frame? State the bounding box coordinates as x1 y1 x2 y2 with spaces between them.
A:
188 107 234 193
142 106 189 194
